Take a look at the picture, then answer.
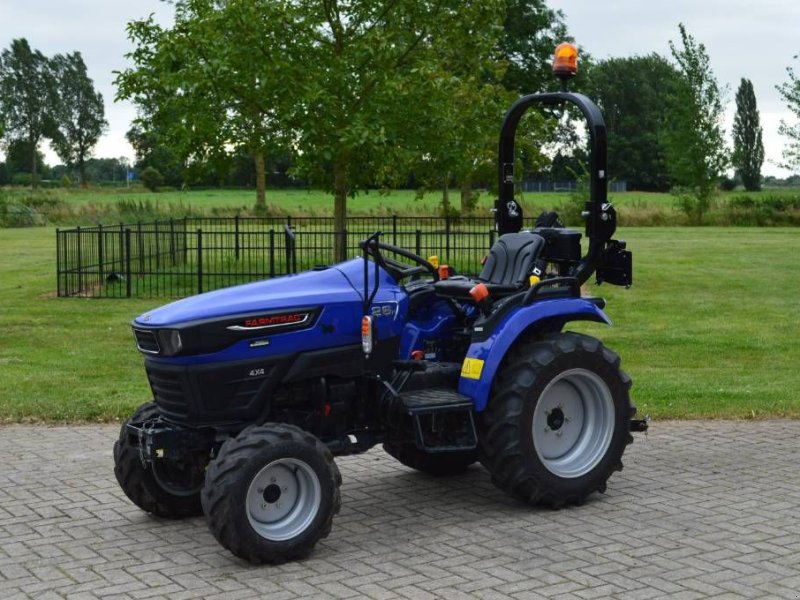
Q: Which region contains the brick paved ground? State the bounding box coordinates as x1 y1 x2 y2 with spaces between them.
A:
1 421 800 599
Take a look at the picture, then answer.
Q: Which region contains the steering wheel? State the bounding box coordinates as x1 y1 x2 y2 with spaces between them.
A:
362 240 439 282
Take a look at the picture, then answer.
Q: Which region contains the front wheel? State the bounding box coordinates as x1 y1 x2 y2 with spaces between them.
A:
113 402 205 518
202 424 341 564
479 332 635 507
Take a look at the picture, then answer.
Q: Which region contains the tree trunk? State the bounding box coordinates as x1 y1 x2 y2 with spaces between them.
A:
441 172 450 214
460 175 473 213
30 136 38 190
254 151 266 210
79 156 87 189
333 156 348 263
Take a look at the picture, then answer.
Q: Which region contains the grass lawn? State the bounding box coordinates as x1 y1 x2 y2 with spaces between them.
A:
1 225 799 422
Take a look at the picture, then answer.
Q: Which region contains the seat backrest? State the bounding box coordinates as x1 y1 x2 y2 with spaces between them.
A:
478 232 544 287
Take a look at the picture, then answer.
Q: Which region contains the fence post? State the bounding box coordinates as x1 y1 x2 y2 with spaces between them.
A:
197 229 203 294
76 226 83 295
56 228 61 297
183 216 188 264
284 225 297 274
125 229 132 298
235 214 240 261
392 214 397 246
445 214 451 259
269 229 275 277
154 220 160 270
97 224 104 281
415 229 421 257
118 223 124 276
136 221 145 274
489 229 496 249
169 219 176 266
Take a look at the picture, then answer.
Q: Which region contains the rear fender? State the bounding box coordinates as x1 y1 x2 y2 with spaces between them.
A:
457 298 611 411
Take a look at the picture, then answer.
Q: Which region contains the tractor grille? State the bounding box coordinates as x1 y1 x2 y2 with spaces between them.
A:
145 363 190 421
134 329 160 354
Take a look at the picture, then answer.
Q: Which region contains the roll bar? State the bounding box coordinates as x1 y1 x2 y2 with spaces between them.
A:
494 92 616 286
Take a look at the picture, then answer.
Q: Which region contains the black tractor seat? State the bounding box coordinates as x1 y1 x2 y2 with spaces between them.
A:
434 232 545 300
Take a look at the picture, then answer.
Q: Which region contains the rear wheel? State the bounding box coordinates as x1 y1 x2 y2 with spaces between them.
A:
479 332 634 507
113 402 205 518
202 423 341 564
383 442 477 476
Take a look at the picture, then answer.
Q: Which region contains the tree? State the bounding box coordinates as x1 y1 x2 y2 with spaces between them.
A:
119 0 512 260
3 138 45 179
663 24 728 223
140 166 164 192
0 38 58 188
117 1 308 209
731 78 764 191
50 52 107 187
408 2 513 213
126 124 184 188
776 55 800 173
290 0 511 259
586 55 682 191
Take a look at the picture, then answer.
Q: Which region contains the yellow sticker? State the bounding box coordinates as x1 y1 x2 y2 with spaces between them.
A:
428 255 439 268
461 357 484 380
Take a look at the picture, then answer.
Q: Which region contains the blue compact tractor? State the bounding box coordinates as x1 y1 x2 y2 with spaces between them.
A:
115 43 646 564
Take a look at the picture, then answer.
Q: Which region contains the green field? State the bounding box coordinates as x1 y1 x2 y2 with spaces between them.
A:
1 225 799 422
5 184 800 229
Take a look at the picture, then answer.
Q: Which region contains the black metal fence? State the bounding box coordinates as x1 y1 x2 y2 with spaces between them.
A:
56 216 516 298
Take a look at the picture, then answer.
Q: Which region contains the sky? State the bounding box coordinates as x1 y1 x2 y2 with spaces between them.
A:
549 0 800 177
0 0 175 164
1 0 798 177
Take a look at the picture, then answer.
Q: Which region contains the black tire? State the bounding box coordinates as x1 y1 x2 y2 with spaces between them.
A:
113 402 205 518
202 423 341 564
479 332 635 508
383 443 477 476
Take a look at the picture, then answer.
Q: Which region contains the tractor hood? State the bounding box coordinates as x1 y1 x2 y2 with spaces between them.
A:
131 259 407 361
134 260 369 328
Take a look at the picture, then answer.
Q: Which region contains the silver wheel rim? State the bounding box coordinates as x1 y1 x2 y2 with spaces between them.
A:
532 368 615 478
246 458 322 541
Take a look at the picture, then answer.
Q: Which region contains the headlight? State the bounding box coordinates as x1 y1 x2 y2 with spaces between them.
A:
157 329 183 356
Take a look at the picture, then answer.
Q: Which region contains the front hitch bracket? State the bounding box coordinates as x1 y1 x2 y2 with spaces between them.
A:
127 420 215 464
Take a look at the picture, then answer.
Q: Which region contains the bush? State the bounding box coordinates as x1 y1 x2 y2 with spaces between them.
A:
674 188 715 225
0 198 44 227
60 174 73 188
11 173 32 187
140 167 164 192
722 193 800 226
